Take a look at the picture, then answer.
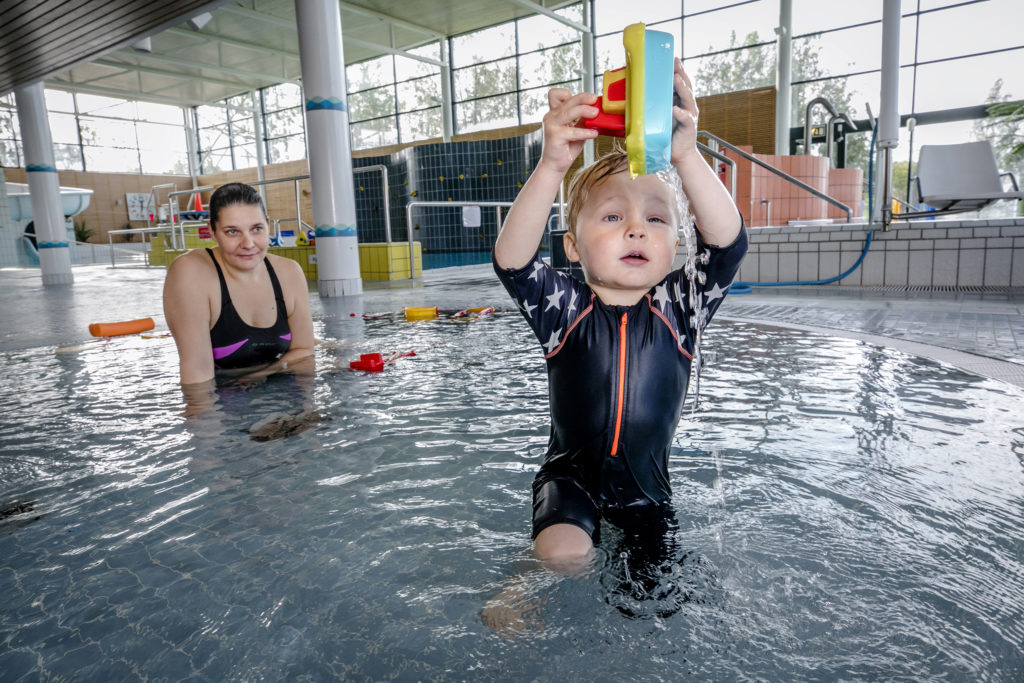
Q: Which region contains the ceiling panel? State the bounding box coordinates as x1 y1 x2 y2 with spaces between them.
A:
0 0 580 107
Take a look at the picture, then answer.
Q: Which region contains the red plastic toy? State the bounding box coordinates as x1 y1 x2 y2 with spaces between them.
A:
349 350 416 372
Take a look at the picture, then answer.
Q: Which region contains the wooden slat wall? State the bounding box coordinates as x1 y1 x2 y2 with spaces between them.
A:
696 86 777 155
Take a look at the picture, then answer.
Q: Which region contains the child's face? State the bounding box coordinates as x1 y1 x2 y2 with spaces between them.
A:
565 171 680 305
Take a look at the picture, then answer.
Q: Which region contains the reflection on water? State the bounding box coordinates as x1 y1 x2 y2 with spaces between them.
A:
0 314 1023 679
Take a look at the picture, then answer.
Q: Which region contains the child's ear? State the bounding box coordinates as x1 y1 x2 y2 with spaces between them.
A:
563 231 581 263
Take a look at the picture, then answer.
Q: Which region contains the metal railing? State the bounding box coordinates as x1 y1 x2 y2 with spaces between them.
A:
107 226 171 267
156 165 391 250
698 129 853 224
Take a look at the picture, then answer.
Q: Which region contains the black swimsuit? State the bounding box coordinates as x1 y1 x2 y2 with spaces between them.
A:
494 227 747 541
207 248 291 370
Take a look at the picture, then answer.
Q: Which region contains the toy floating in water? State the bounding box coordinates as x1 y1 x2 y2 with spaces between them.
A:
577 22 675 178
88 317 155 337
404 306 439 321
349 350 416 372
450 306 494 319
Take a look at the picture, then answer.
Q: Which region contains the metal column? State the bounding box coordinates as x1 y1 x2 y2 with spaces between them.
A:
877 0 901 228
15 82 72 285
295 0 363 296
775 0 793 155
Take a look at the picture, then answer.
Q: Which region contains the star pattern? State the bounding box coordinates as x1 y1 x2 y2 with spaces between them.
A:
520 298 537 319
652 283 672 311
528 261 544 281
567 288 578 314
545 285 563 311
705 281 726 303
542 328 562 354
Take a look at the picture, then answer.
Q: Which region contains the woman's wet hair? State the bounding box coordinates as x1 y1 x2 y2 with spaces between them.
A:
209 182 268 231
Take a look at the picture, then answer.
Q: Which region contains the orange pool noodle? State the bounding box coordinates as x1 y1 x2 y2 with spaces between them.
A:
89 317 155 337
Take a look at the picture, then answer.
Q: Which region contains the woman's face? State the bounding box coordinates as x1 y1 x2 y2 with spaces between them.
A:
211 203 270 271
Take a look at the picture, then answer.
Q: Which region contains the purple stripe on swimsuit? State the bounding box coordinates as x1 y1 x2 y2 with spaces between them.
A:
213 339 248 360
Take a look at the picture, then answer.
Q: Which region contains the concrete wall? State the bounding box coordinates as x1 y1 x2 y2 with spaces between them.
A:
735 217 1024 288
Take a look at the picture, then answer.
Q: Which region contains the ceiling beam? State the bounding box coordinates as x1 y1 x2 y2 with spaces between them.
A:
92 58 256 90
112 49 296 85
47 79 203 107
343 37 445 67
336 2 443 39
504 0 589 33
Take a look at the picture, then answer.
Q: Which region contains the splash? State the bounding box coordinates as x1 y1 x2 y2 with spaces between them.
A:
656 168 709 411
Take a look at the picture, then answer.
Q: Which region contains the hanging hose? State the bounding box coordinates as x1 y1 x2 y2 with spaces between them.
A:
730 119 878 295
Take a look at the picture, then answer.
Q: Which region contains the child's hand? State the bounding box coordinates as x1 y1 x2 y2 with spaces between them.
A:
539 88 599 175
670 58 700 166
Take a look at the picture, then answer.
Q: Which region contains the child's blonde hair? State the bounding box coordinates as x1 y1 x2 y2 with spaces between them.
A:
566 145 679 236
565 147 629 237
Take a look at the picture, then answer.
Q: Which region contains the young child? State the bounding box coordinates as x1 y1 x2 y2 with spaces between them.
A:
492 59 747 568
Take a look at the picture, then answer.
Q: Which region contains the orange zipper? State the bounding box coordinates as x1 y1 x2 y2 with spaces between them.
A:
610 312 627 456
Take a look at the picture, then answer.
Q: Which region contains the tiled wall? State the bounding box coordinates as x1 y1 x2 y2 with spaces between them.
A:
735 217 1024 288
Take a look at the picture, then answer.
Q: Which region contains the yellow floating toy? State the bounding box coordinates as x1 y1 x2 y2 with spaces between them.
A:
404 306 439 321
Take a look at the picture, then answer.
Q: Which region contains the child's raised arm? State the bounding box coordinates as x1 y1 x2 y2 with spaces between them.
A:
669 58 742 248
493 89 599 270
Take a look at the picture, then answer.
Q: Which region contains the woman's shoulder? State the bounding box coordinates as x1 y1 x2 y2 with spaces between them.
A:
265 252 306 281
167 248 216 280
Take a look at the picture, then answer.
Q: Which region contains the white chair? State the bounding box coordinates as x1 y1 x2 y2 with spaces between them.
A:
910 140 1023 214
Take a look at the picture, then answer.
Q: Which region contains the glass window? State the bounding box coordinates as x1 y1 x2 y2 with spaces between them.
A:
44 89 75 113
196 104 227 128
264 107 303 137
916 0 1024 62
397 76 442 113
519 44 582 90
683 1 775 58
595 33 625 73
83 145 140 173
519 86 553 123
794 23 882 79
399 108 443 142
201 149 232 173
791 0 882 35
136 101 183 125
233 142 259 169
0 138 20 167
350 86 396 122
454 58 517 100
77 94 136 118
47 112 79 145
140 147 187 175
351 119 398 150
0 108 17 139
267 135 306 163
914 49 1024 111
517 8 582 52
687 43 775 96
263 83 302 111
594 0 680 35
347 56 393 92
136 121 184 150
52 143 83 171
395 45 441 81
79 116 136 148
199 123 230 151
452 24 516 68
456 93 518 133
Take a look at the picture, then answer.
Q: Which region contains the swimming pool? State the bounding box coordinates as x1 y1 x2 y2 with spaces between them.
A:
1 303 1022 679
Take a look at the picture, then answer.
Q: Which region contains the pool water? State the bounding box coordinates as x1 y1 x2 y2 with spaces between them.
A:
1 311 1023 679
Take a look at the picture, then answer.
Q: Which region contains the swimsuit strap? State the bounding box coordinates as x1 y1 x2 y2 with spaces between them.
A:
262 257 288 320
206 247 234 316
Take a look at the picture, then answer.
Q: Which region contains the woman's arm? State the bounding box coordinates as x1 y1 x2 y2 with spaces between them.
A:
276 256 315 371
163 251 217 385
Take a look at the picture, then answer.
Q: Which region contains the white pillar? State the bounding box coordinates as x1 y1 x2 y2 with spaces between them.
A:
440 40 454 142
295 0 362 296
876 0 901 224
581 0 595 167
15 82 73 285
774 0 793 154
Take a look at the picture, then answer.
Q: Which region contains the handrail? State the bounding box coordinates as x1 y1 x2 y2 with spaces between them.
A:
405 200 516 277
697 130 853 224
696 141 737 201
161 168 392 246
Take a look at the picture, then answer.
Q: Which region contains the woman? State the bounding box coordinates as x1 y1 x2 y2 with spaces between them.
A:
163 182 314 385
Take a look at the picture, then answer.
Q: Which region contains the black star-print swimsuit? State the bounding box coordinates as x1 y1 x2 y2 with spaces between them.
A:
494 227 747 541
